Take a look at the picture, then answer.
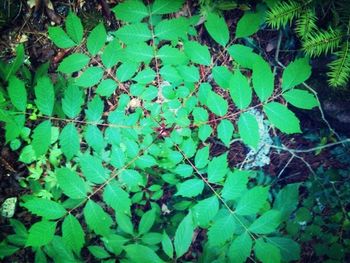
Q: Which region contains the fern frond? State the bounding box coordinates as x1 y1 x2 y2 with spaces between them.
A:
295 9 317 39
266 0 312 29
302 28 343 57
327 42 350 87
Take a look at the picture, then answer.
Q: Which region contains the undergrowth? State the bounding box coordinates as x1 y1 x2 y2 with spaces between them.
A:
0 0 349 262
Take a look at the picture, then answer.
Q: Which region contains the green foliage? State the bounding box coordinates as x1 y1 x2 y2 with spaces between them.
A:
1 2 342 262
266 0 350 87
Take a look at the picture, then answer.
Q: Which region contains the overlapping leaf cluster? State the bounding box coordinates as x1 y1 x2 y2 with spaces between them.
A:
0 0 320 262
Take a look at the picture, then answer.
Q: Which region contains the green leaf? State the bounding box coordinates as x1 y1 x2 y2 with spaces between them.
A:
110 147 126 168
283 89 318 109
59 123 80 160
254 238 281 263
160 65 182 84
88 245 110 259
140 232 161 245
252 58 274 102
0 241 19 259
151 0 184 14
84 125 105 153
56 168 87 199
124 244 164 263
75 67 103 87
184 41 211 66
62 85 84 118
8 76 27 111
116 63 139 82
212 66 232 89
207 153 228 183
32 120 51 157
47 236 76 262
174 213 194 258
62 214 85 255
80 154 108 184
103 180 131 215
116 212 134 235
35 76 54 116
227 44 259 69
192 196 219 228
115 23 152 44
273 183 300 221
228 232 252 263
26 220 56 247
198 125 212 141
204 12 229 46
48 27 76 49
177 65 199 82
264 102 301 134
217 119 234 147
112 0 148 23
158 45 188 65
101 39 121 68
208 210 236 246
176 179 204 197
65 12 83 44
236 6 265 38
238 112 260 149
96 79 117 97
23 197 66 220
154 17 189 41
235 186 269 215
139 209 156 235
229 69 252 109
4 44 24 81
58 53 90 74
204 85 228 116
162 231 174 259
120 169 144 189
267 237 300 261
194 146 209 169
133 68 156 84
83 199 113 236
87 23 107 56
124 42 154 64
222 170 249 201
249 210 281 234
85 96 104 122
282 57 311 91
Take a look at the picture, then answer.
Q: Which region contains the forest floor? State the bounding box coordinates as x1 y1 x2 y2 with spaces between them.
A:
1 0 350 262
